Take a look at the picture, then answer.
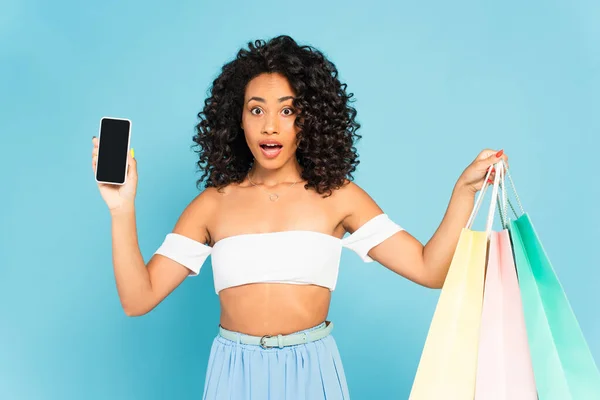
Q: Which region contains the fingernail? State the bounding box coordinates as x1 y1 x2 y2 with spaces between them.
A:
130 148 135 158
496 149 504 158
487 179 493 184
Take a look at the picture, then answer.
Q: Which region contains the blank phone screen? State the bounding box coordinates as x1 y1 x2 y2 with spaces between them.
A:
96 118 131 184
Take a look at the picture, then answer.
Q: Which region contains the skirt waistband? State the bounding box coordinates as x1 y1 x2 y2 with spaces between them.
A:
218 321 333 349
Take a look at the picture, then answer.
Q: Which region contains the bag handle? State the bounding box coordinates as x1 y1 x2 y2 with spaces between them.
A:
466 165 493 229
496 159 525 228
497 161 510 228
465 160 504 238
484 161 503 237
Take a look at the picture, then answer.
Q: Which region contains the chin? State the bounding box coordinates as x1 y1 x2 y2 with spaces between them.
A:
253 156 290 169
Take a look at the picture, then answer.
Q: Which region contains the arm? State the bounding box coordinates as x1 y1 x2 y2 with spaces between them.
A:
420 185 475 287
341 149 507 289
111 189 216 316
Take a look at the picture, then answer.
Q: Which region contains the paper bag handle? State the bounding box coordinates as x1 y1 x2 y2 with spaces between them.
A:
465 160 504 238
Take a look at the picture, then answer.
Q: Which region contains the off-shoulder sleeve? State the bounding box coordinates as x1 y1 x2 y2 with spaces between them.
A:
153 233 212 276
341 213 404 262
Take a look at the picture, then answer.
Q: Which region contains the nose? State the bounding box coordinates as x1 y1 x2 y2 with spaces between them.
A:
262 112 279 135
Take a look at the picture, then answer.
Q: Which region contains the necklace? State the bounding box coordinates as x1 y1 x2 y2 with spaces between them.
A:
247 172 299 201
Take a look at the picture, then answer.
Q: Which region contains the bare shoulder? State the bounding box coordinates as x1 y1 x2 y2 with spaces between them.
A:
333 179 384 233
171 186 221 245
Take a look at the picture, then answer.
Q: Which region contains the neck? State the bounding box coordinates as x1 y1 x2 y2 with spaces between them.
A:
248 158 303 188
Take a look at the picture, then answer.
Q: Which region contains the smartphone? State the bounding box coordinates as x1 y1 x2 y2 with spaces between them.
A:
95 117 132 185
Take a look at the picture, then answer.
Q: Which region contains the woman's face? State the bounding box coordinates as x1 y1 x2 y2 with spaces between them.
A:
241 72 300 169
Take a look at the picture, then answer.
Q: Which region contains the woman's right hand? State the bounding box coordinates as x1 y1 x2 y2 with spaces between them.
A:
92 136 138 213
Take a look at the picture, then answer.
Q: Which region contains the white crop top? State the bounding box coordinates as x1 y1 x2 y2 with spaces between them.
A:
153 213 403 294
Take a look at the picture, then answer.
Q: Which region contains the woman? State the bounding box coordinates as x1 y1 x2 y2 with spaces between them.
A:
91 35 507 399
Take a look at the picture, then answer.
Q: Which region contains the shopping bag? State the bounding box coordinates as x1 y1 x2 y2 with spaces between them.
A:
409 162 502 400
503 164 600 399
509 214 600 399
474 162 537 400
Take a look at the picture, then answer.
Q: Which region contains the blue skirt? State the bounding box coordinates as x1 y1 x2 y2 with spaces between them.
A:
202 322 350 399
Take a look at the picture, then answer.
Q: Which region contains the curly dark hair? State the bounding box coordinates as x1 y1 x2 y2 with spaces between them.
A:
192 35 362 197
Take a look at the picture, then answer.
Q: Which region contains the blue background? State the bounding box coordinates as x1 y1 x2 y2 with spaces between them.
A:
1 0 599 398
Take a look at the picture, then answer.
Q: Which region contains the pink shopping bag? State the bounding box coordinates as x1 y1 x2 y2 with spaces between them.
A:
474 162 537 399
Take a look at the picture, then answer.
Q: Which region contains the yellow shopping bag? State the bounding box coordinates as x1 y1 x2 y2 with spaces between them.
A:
409 164 502 400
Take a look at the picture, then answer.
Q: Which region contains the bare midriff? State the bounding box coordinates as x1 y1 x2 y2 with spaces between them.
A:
218 283 331 336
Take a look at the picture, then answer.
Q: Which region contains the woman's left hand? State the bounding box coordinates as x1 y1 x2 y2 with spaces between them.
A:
456 149 509 194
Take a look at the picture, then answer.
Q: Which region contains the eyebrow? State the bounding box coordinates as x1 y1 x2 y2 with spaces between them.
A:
247 96 295 104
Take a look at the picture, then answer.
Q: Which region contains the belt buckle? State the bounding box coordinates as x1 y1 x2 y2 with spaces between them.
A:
259 334 274 349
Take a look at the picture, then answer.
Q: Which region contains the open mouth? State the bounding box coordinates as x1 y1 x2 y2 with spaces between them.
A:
259 141 283 158
260 143 283 150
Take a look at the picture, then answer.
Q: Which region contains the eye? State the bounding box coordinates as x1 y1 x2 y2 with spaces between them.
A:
282 107 295 116
250 107 263 115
